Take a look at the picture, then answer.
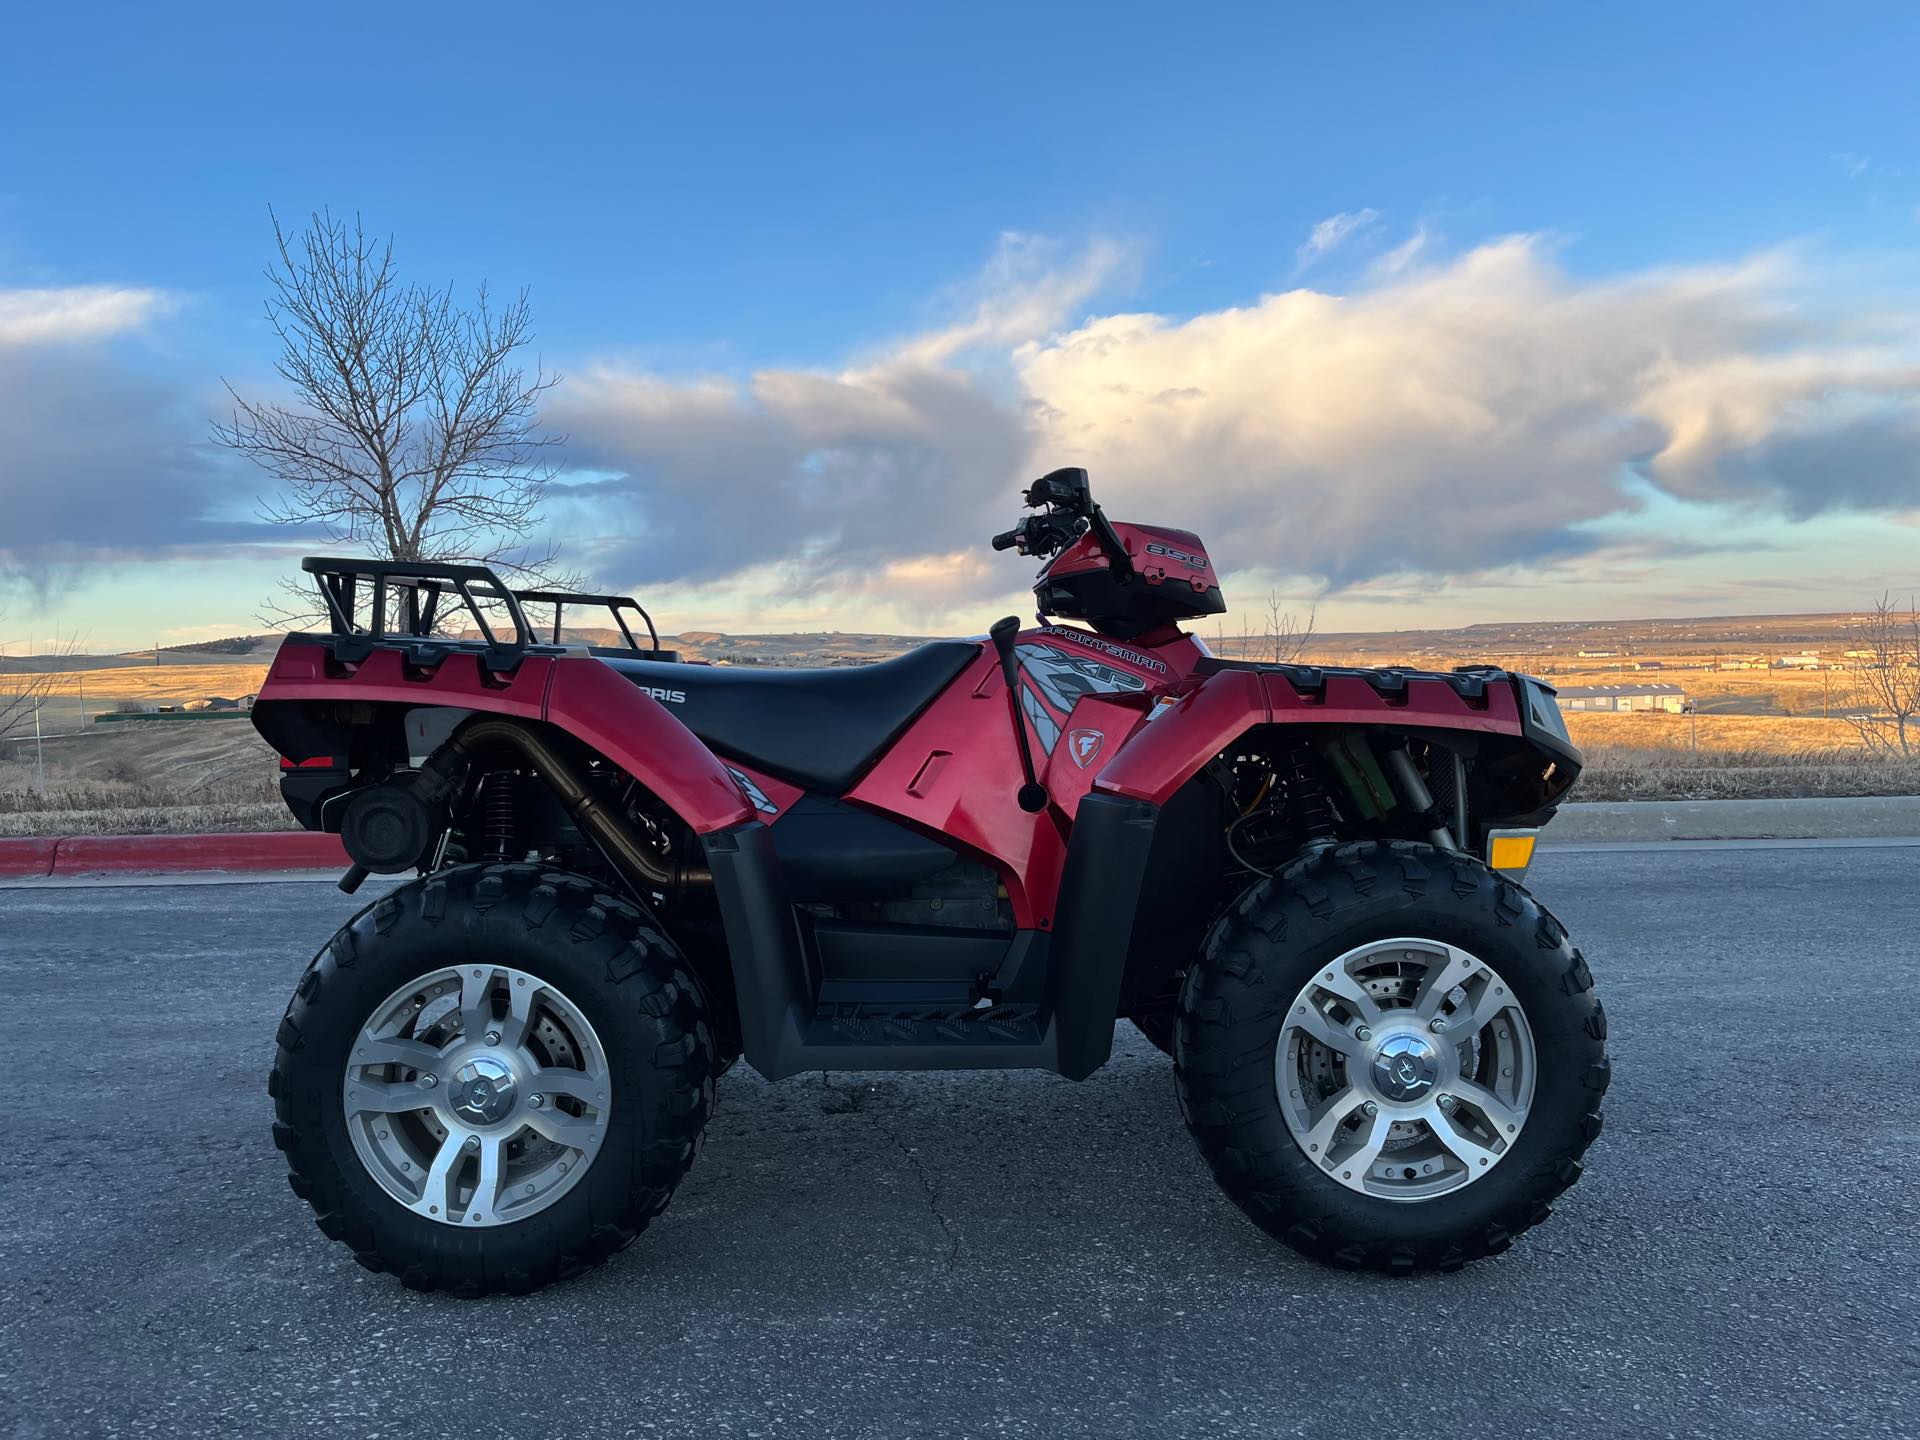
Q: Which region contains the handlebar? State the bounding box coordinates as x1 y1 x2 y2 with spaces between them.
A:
990 468 1134 580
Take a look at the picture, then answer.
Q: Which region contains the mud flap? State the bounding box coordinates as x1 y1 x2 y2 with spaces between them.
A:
701 820 812 1079
1048 792 1161 1080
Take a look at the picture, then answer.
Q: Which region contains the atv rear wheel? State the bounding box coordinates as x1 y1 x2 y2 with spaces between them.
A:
1176 841 1607 1272
269 863 715 1296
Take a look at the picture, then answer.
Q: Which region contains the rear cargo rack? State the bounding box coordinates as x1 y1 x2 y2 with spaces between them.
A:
513 589 662 658
300 558 672 667
301 556 539 666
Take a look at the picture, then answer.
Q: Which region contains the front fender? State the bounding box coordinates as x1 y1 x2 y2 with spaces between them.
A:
1093 664 1538 811
1094 669 1267 807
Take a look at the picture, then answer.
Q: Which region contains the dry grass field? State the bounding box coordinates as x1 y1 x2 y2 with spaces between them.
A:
1564 712 1920 801
2 661 272 733
0 719 287 837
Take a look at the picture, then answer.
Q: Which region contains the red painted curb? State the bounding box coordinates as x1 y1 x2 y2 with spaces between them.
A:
0 832 346 877
0 837 58 878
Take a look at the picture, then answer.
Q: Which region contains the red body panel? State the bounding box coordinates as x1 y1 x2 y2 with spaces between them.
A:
260 618 1532 916
844 624 1204 925
1094 667 1266 807
257 640 754 833
1041 521 1222 601
845 647 1069 926
259 642 553 720
1095 667 1525 808
1269 670 1520 732
544 658 756 832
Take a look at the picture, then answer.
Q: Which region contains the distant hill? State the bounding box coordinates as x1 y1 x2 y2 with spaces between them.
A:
455 625 944 665
1 611 1874 678
1291 612 1868 669
0 636 278 674
156 635 274 656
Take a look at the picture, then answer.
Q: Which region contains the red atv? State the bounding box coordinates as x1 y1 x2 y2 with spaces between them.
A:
258 467 1606 1294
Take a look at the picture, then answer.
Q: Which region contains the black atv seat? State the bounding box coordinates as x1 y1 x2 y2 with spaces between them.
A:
602 641 980 793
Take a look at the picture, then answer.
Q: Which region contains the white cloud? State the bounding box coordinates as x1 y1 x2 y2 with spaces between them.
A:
0 285 173 345
555 233 1920 630
1018 237 1920 584
0 285 233 602
889 231 1134 366
1296 209 1380 271
550 237 1135 601
1369 223 1432 279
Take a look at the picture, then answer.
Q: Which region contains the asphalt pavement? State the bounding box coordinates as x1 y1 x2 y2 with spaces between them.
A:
2 844 1917 1439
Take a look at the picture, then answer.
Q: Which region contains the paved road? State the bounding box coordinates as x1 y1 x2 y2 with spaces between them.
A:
2 845 1916 1439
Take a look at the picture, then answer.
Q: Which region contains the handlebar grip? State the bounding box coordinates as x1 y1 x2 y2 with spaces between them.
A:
991 528 1022 551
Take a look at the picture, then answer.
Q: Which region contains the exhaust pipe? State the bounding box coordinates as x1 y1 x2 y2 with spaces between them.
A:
337 717 679 893
446 719 677 889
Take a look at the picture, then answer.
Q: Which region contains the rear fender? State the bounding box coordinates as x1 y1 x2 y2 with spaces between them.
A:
254 640 753 834
544 658 753 832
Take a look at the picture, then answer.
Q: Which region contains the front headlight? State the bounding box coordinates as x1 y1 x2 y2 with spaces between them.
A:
1519 676 1571 745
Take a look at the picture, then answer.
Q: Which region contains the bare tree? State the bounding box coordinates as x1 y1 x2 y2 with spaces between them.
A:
0 623 78 744
1839 593 1920 756
214 210 574 618
1261 590 1317 663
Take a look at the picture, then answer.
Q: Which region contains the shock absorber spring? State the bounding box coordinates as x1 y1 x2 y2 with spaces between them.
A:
1284 743 1335 844
480 770 519 861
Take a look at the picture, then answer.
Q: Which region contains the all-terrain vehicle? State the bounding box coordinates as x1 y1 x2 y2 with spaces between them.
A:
257 467 1606 1293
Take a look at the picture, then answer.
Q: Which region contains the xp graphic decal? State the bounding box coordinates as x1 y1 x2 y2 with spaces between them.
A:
726 766 779 815
1014 641 1147 754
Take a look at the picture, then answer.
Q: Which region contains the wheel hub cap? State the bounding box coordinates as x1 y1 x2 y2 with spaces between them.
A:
1370 1034 1439 1102
342 961 612 1228
1273 938 1538 1203
450 1056 518 1125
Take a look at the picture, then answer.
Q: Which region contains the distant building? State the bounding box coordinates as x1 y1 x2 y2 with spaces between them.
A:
182 695 249 712
1773 653 1824 669
1555 682 1687 714
1576 649 1620 658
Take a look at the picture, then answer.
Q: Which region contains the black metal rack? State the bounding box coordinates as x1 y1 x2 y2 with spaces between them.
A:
301 556 542 666
301 557 670 665
513 589 663 658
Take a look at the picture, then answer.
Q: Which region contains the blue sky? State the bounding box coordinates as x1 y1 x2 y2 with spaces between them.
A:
3 3 1919 650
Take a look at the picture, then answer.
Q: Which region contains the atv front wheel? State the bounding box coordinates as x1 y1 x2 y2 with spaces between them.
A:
269 864 716 1295
1176 841 1608 1272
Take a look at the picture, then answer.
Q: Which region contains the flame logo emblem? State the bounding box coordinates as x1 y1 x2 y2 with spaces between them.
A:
1066 728 1104 769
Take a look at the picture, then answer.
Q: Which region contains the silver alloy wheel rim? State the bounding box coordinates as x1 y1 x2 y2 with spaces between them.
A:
1275 938 1537 1202
343 963 612 1228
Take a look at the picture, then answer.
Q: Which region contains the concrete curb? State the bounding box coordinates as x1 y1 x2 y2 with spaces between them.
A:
0 832 345 879
0 838 59 879
1546 795 1920 844
3 794 1917 878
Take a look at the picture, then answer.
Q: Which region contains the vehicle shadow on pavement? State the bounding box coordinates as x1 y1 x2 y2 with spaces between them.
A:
653 1037 1282 1294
